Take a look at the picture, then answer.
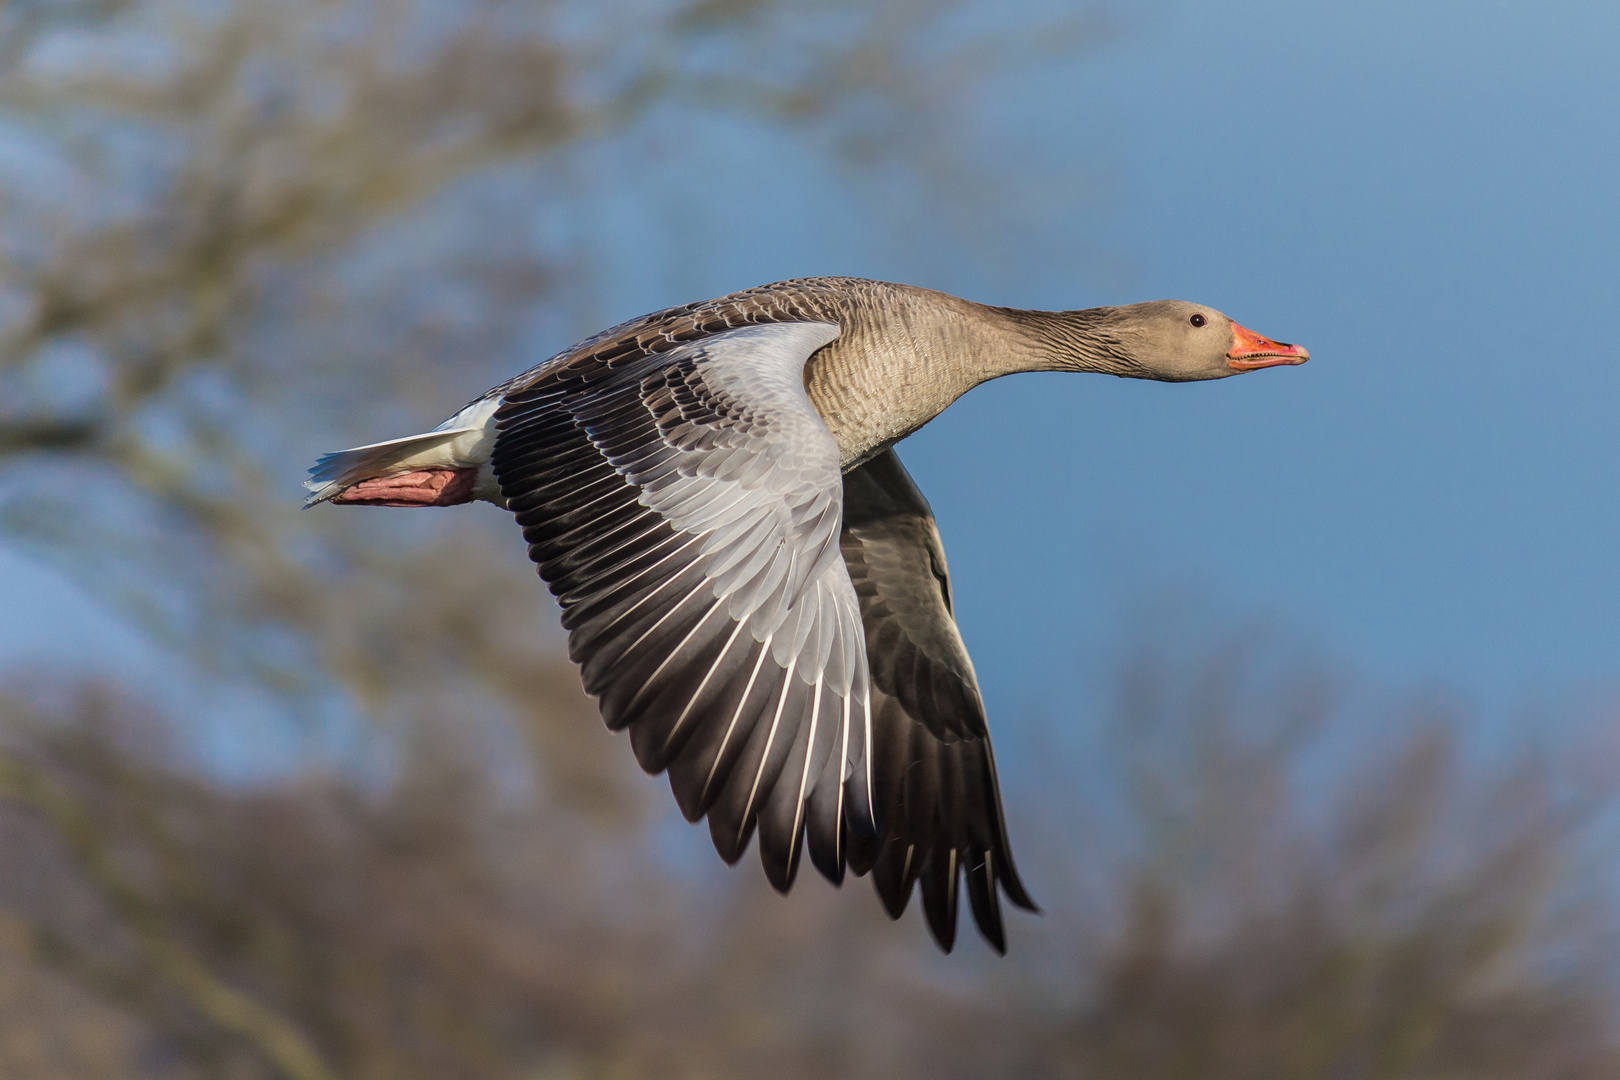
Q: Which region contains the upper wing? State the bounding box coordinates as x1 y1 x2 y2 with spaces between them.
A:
490 322 875 892
840 449 1036 953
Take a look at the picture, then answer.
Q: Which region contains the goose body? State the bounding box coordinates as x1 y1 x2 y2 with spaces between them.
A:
306 277 1307 952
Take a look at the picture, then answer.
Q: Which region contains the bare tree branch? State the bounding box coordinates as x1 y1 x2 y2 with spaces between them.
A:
0 747 341 1080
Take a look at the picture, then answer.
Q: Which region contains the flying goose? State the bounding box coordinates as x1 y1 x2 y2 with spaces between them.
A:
306 277 1307 953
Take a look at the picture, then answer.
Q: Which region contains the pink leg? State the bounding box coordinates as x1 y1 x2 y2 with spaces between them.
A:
331 468 480 507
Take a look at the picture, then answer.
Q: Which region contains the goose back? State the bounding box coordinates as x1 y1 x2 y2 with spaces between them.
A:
493 277 1040 471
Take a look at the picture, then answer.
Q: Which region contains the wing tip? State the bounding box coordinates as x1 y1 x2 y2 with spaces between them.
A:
995 846 1040 914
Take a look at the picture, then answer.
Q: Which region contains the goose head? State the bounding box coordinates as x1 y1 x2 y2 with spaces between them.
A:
1109 300 1309 382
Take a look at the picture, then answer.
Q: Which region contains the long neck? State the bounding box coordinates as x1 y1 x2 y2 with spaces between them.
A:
986 304 1148 379
805 285 1142 467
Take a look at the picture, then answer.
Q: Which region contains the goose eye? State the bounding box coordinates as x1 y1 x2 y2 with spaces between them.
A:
1189 313 1207 328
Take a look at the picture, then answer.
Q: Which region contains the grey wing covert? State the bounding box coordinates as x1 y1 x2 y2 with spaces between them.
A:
490 322 876 894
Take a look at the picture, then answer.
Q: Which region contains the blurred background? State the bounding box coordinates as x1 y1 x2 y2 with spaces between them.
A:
2 0 1618 1076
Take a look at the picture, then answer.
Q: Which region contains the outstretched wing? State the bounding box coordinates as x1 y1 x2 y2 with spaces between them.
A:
840 449 1037 953
491 322 874 892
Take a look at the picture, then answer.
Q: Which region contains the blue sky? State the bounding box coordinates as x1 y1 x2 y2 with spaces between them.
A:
6 0 1619 751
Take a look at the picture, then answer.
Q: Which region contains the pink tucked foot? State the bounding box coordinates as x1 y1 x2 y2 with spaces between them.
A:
332 468 479 506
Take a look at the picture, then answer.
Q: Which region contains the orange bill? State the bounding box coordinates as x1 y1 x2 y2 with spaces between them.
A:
1227 322 1309 371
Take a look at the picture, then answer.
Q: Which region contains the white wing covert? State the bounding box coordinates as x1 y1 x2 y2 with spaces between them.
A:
491 322 875 891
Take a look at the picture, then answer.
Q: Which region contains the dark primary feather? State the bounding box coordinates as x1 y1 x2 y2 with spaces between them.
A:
840 449 1036 954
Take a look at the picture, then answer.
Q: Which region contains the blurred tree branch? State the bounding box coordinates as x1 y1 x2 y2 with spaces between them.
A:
0 417 102 453
0 742 338 1080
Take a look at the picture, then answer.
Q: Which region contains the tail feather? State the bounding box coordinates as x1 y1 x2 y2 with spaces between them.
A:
303 428 478 507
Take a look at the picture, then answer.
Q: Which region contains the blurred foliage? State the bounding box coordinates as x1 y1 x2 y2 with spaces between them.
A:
2 660 1617 1079
0 0 1617 1077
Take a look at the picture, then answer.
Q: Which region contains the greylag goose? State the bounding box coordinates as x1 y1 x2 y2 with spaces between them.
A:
306 277 1307 953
